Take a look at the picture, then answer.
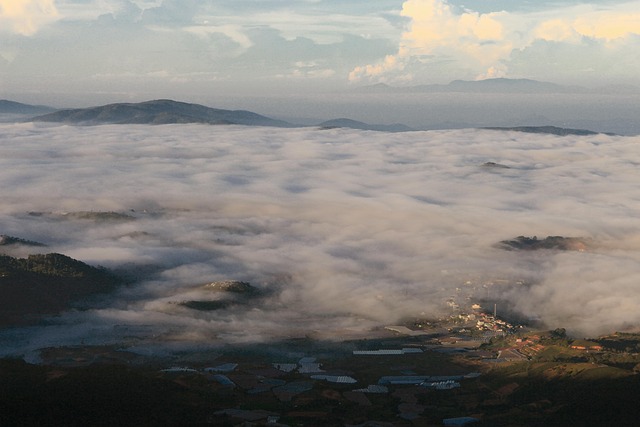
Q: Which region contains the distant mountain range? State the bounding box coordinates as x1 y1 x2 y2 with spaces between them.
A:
0 95 614 135
483 126 603 136
0 99 56 115
1 98 397 131
353 78 640 94
31 99 293 127
29 99 417 131
318 118 414 132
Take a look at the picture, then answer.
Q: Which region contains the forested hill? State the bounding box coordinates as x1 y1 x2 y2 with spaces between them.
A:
31 99 293 127
0 253 120 327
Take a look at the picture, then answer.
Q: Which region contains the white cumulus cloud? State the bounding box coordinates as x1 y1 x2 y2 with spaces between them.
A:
350 0 640 84
0 0 58 35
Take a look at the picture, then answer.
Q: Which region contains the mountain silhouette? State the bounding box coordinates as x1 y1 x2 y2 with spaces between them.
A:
355 78 586 94
32 99 293 127
0 99 56 115
319 118 414 132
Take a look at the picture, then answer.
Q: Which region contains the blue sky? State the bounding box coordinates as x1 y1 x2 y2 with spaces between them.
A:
1 0 639 104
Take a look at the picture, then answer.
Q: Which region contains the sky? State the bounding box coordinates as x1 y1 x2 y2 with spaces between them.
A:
1 0 639 105
1 123 640 356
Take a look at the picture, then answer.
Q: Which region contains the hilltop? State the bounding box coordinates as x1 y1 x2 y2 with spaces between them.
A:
483 126 603 136
32 99 293 127
319 118 414 132
0 252 121 327
0 99 56 116
497 235 592 251
0 97 609 135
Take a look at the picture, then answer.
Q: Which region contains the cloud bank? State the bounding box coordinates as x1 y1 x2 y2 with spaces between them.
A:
1 123 640 356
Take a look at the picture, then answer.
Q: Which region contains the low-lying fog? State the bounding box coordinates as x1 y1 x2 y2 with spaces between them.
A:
1 123 640 357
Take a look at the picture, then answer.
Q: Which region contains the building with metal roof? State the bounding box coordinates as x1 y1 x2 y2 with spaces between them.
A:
311 375 357 384
378 376 429 385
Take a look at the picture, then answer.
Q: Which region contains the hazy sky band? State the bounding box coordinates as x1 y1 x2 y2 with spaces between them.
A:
1 0 639 104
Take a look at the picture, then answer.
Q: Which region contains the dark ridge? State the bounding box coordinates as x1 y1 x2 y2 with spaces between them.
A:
178 281 262 311
318 118 414 132
0 253 109 278
481 162 510 169
27 210 135 220
482 125 603 136
497 235 591 251
31 99 293 127
0 253 121 327
0 99 56 115
26 211 136 223
0 234 46 247
179 300 237 311
68 211 136 221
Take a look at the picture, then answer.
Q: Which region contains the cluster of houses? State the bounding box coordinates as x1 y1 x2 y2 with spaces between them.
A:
569 339 603 351
472 309 517 334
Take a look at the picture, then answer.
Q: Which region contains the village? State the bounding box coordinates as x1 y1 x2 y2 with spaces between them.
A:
5 288 640 426
141 305 640 426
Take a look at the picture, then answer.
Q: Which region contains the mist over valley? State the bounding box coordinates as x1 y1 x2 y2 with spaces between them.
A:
4 1 640 422
1 118 639 360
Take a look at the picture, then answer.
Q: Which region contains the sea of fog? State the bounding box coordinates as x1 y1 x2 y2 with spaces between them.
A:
1 122 640 357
